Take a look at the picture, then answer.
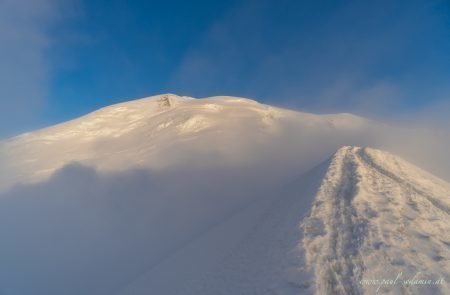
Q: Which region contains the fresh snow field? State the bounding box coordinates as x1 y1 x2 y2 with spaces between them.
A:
0 94 449 294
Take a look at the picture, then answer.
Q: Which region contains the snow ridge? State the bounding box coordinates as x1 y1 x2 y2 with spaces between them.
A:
303 146 365 294
120 146 450 295
303 146 450 294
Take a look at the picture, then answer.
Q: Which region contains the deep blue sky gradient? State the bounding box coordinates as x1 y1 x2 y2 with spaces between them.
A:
1 0 450 137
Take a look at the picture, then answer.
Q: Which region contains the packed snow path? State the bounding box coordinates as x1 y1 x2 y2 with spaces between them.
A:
304 147 450 294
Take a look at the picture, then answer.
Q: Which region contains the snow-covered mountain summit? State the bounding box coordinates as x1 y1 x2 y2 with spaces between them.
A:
0 94 372 191
0 94 449 295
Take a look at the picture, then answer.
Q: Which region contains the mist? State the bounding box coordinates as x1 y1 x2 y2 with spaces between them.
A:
1 0 450 293
1 99 450 294
0 161 292 294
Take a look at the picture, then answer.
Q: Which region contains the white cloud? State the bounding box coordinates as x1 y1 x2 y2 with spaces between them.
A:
0 0 71 137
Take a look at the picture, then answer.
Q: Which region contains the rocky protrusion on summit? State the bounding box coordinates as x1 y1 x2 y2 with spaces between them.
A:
156 94 190 109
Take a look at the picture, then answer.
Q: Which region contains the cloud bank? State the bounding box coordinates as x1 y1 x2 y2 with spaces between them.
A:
0 162 283 295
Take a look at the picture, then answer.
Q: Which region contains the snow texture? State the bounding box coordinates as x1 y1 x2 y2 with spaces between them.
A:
0 95 449 294
304 147 450 295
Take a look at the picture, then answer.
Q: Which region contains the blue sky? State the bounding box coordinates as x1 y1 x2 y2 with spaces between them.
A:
1 0 449 137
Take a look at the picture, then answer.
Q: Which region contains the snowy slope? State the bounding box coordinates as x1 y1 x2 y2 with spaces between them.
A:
0 94 374 191
119 160 328 295
0 95 449 295
303 146 450 294
119 146 450 295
